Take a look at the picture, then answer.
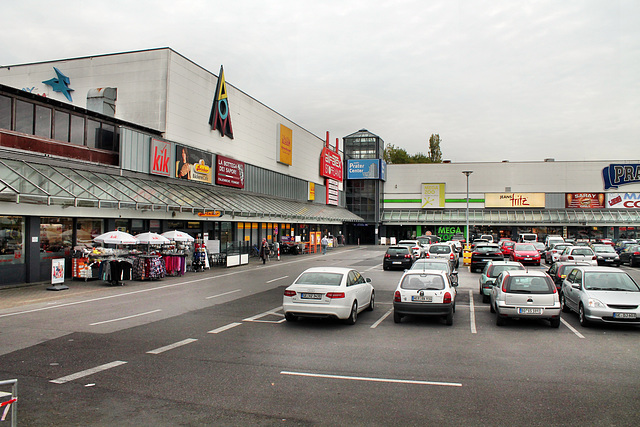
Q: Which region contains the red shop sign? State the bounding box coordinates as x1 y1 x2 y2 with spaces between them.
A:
215 155 245 189
320 147 343 182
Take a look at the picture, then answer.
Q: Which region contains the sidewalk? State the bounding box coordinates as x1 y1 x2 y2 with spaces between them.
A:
0 245 358 311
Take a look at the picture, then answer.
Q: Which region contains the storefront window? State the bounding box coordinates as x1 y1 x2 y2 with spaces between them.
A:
0 95 11 130
220 222 232 245
40 217 73 261
54 110 70 142
35 105 52 138
15 100 34 134
0 216 24 265
76 219 103 246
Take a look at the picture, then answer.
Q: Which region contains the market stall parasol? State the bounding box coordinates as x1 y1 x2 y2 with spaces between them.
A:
135 232 171 245
93 230 137 245
161 230 195 242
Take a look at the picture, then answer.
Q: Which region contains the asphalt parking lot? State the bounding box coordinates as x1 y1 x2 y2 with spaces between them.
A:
1 245 639 426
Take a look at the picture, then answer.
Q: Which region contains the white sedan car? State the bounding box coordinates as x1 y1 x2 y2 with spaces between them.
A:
283 267 374 324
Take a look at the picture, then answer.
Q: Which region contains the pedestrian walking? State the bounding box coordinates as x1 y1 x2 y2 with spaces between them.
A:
321 235 328 255
259 238 269 264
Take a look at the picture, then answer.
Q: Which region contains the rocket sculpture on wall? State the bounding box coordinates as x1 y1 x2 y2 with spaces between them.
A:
209 65 234 139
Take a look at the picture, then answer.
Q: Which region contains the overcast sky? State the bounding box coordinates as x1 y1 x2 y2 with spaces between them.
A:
2 0 638 162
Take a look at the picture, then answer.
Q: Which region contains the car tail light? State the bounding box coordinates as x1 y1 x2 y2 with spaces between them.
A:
634 252 640 256
326 292 345 299
568 256 574 260
472 251 480 256
413 246 420 251
384 254 390 258
394 290 401 302
551 285 557 294
443 292 452 304
404 254 412 259
284 290 296 297
425 253 430 258
592 256 597 260
450 253 455 260
502 281 507 292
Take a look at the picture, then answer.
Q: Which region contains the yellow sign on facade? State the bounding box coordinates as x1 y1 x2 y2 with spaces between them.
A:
421 183 445 208
308 182 315 201
278 124 293 166
485 193 546 208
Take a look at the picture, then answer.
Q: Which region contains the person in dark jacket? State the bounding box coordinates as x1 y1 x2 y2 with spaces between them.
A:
259 238 269 264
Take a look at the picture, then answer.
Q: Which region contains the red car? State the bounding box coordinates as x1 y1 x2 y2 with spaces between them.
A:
499 240 515 257
510 243 541 265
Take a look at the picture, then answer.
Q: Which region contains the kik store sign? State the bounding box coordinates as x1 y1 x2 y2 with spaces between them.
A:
150 138 174 177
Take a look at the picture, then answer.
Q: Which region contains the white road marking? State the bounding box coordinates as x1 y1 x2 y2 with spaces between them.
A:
280 371 462 387
468 290 477 334
243 307 283 322
147 338 198 355
208 322 242 334
364 264 382 272
89 309 161 326
50 361 127 384
371 309 392 328
205 289 242 300
267 276 289 283
561 318 585 338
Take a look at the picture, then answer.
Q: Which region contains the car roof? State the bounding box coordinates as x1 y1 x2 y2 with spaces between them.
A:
488 260 522 266
415 258 449 263
401 270 448 278
299 267 354 274
564 266 625 273
503 270 549 278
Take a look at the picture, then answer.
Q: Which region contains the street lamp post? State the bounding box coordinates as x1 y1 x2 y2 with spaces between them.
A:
462 171 473 246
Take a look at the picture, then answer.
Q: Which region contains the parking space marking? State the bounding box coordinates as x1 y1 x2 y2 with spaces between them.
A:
364 264 382 272
468 290 477 334
50 361 127 384
205 289 242 300
208 322 242 334
561 318 585 338
147 338 198 355
280 371 462 387
371 309 392 328
267 276 289 283
89 309 161 326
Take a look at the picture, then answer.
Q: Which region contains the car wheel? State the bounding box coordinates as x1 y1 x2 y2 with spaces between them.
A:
444 311 453 326
393 310 402 323
482 294 489 303
345 301 358 325
615 262 620 267
284 312 297 322
561 294 571 313
383 265 388 271
496 314 506 326
490 301 495 313
549 317 561 328
366 291 375 311
578 304 590 327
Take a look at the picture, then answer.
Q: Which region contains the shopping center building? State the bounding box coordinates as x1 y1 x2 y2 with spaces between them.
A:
1 48 639 286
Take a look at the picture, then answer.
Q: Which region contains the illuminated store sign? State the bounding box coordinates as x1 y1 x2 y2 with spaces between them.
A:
485 193 545 208
320 147 343 182
150 138 173 177
565 193 605 209
216 155 245 189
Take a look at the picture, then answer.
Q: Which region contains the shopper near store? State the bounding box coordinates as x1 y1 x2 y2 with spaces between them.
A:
259 238 269 264
321 235 328 255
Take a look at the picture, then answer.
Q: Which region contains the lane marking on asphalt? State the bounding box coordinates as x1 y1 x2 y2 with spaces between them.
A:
1 248 364 319
243 307 283 322
205 289 242 300
561 318 585 339
50 361 127 384
147 338 198 355
371 309 392 328
267 276 289 283
468 290 477 334
364 264 382 272
89 309 162 326
280 371 462 387
208 322 242 334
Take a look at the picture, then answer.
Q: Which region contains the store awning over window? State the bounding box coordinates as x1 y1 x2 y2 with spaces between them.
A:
0 156 362 223
382 209 640 226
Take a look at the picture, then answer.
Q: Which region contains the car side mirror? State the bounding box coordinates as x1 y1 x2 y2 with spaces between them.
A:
452 270 458 275
366 277 372 283
571 283 581 290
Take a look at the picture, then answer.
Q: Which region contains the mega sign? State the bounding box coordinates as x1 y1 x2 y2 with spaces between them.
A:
602 164 640 190
320 147 343 182
215 155 245 189
422 183 445 208
607 193 640 209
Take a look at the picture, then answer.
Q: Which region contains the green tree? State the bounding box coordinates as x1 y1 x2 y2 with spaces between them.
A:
383 144 411 164
428 134 443 163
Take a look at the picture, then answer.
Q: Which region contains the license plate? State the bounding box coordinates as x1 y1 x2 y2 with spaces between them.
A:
393 261 401 264
412 295 432 302
518 307 542 314
524 258 532 261
613 312 636 319
301 293 322 300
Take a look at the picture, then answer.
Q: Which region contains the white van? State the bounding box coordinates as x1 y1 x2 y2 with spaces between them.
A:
545 235 564 248
518 233 538 243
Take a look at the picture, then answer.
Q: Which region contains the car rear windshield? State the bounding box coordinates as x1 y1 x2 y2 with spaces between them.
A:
506 276 554 293
572 248 594 256
387 247 409 255
411 261 448 271
475 246 501 254
430 245 450 254
593 246 615 253
583 273 640 292
489 265 524 278
401 274 445 290
295 272 343 286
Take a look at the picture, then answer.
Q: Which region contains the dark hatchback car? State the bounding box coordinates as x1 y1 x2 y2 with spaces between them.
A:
383 246 415 270
619 244 640 267
547 261 591 293
470 244 504 272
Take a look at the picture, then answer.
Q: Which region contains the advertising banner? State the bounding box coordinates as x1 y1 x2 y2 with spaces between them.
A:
485 193 545 208
215 154 245 189
277 124 293 166
175 145 213 183
308 182 315 201
607 193 640 209
150 138 173 177
421 183 445 208
565 193 605 208
51 258 65 284
602 164 640 190
326 179 339 206
320 147 343 182
347 159 380 179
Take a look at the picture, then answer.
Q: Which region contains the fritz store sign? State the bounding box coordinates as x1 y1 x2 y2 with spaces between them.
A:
150 139 173 177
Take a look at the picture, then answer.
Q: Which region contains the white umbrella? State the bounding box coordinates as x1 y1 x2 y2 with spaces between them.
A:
94 230 137 245
135 232 170 245
161 230 195 242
